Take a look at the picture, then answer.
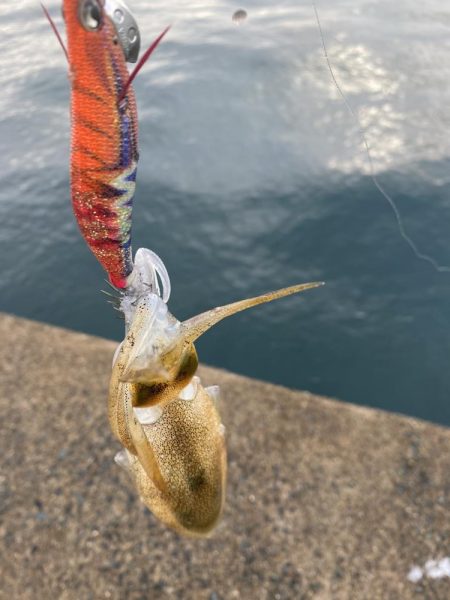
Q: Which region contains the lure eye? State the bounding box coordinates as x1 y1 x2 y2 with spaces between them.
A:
78 0 103 31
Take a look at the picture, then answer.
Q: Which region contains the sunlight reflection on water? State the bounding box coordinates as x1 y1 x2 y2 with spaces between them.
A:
2 0 450 424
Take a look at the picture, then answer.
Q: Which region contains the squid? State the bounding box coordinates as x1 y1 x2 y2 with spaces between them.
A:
109 249 322 536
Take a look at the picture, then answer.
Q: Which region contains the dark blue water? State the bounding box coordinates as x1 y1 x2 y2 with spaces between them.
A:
2 0 450 425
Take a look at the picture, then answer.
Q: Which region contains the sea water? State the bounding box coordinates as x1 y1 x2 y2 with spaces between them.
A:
2 0 450 424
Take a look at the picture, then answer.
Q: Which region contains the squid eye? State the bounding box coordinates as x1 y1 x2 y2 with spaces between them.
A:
78 0 103 31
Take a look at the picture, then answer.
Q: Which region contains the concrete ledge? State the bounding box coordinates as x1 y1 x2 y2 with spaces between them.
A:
1 313 449 599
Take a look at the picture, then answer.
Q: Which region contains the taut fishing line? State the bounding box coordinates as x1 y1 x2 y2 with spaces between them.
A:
312 2 450 272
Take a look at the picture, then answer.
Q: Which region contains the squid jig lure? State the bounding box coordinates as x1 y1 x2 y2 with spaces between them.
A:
49 0 169 288
45 0 323 536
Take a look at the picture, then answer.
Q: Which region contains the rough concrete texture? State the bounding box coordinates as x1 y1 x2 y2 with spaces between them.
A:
1 313 450 599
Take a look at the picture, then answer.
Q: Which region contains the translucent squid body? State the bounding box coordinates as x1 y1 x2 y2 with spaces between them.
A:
109 250 323 536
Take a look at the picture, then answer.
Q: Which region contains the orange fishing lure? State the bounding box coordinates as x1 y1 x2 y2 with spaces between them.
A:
44 1 169 288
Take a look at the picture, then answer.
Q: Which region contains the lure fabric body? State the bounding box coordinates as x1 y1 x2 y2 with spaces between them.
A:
64 0 138 288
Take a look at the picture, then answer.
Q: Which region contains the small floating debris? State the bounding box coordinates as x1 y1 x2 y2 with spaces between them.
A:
232 9 247 24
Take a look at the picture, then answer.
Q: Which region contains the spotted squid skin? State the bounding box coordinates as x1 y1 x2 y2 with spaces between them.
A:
117 384 227 537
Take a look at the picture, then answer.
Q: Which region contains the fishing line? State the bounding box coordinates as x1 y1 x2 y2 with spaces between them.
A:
312 2 450 272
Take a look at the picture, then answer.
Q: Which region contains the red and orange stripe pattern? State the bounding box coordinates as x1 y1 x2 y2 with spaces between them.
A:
64 0 138 288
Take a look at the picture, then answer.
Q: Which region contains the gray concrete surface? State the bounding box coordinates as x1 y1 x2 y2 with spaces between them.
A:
1 313 449 599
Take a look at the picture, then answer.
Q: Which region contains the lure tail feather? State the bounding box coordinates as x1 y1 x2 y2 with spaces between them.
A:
41 3 68 61
119 25 172 103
